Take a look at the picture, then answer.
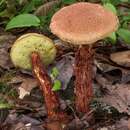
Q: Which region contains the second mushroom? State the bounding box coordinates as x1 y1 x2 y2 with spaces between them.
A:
10 33 69 130
50 2 119 113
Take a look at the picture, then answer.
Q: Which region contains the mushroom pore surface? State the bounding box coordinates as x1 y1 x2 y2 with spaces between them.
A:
11 33 56 70
50 2 119 45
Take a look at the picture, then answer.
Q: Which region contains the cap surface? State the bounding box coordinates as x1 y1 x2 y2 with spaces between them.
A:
50 2 119 45
10 33 56 70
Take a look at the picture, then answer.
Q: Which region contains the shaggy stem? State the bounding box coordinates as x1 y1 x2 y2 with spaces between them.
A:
31 52 69 130
74 45 93 113
31 52 60 120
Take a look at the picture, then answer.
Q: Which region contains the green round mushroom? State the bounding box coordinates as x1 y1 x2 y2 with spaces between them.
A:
10 33 57 70
10 33 68 128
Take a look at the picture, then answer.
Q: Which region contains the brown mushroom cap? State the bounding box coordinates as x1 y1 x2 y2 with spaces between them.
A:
50 2 119 45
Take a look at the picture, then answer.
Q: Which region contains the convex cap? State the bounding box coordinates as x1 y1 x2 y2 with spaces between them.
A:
50 2 119 45
11 33 56 70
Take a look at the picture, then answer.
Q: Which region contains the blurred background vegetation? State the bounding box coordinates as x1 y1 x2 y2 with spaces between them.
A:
0 0 130 44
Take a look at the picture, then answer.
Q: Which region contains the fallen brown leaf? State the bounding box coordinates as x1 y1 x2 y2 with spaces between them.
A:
0 48 13 69
97 118 129 130
34 0 60 16
0 34 16 69
10 75 38 99
95 74 130 115
100 83 130 115
110 50 130 67
54 55 74 89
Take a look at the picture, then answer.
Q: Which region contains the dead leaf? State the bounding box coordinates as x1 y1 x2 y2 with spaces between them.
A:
121 69 130 84
100 128 108 130
0 34 16 69
10 75 38 99
100 83 130 115
10 122 28 130
95 53 117 73
19 115 41 125
0 109 9 124
95 75 130 115
4 112 44 130
127 119 130 130
34 0 60 16
110 50 130 67
95 59 118 73
0 48 13 69
18 0 28 5
97 118 129 130
18 78 38 99
95 53 130 84
0 34 16 46
52 54 74 89
115 118 129 130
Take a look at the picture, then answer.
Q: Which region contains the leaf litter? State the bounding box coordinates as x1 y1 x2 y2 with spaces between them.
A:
1 30 130 130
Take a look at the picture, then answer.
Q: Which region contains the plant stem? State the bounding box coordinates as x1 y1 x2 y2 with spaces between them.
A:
74 45 93 113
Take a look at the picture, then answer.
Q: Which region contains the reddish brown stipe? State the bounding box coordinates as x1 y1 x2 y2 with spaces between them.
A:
74 46 93 113
31 52 61 119
31 52 69 130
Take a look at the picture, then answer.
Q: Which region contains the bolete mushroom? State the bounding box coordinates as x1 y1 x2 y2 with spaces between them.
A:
10 33 68 130
50 2 119 113
11 33 56 70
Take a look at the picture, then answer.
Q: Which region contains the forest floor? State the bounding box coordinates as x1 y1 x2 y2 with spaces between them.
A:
0 27 130 130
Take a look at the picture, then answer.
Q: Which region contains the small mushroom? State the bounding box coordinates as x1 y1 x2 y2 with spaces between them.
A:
11 33 56 70
10 33 68 130
50 2 119 113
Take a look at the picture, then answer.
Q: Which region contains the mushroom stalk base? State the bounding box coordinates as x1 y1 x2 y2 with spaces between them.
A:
75 46 93 113
31 52 69 130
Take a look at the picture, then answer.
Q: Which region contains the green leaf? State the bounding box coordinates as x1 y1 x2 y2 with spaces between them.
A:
20 0 43 13
20 1 35 13
103 3 117 14
32 0 43 7
6 14 40 30
120 0 128 2
107 32 117 44
0 0 6 12
101 0 110 4
62 0 76 4
117 28 130 44
0 82 8 93
0 103 11 109
0 9 13 18
51 67 59 78
122 21 128 29
122 15 130 22
102 0 122 5
52 80 62 91
0 0 5 6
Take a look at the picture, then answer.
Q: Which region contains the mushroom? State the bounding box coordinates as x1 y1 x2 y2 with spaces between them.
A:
10 33 68 130
50 2 119 113
11 33 56 70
